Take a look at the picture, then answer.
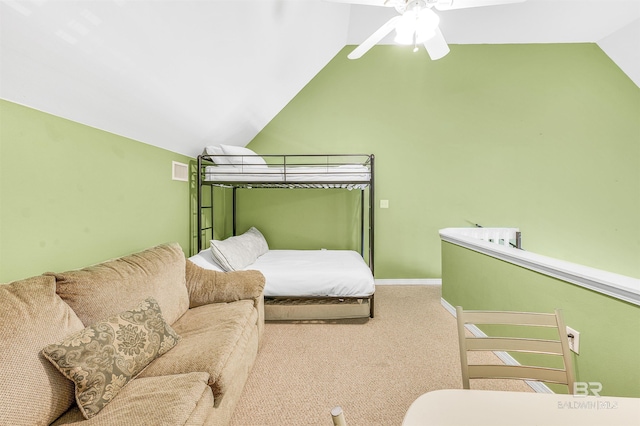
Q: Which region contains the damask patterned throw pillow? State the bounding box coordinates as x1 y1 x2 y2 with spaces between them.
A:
42 297 181 419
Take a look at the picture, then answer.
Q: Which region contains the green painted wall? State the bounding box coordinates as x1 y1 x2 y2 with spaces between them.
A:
441 240 640 397
236 188 363 249
0 100 192 283
203 187 367 258
245 43 640 279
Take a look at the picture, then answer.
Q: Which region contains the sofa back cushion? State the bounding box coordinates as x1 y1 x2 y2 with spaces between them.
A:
48 242 189 326
0 275 85 425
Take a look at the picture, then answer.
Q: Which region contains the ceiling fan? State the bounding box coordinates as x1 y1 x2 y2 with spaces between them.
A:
332 0 525 61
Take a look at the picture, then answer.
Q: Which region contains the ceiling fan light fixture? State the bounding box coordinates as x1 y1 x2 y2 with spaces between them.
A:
394 23 416 45
393 6 440 45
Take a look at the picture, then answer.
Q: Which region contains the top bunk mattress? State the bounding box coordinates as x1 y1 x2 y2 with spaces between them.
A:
189 249 375 298
198 149 373 190
203 165 370 189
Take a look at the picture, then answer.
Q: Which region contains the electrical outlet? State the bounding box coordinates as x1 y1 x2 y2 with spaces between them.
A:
566 326 580 354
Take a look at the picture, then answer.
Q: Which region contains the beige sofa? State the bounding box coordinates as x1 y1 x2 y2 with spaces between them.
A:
0 242 265 426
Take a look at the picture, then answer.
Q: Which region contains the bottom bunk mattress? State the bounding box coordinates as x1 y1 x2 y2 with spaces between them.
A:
188 249 375 320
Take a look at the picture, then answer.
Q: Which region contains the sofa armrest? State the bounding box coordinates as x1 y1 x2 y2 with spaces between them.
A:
185 260 265 308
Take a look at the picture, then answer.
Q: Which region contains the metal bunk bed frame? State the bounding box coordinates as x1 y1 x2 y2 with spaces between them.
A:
196 153 376 318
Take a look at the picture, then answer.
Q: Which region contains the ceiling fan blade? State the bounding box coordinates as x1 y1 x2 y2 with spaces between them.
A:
423 27 450 60
348 15 402 59
434 0 525 11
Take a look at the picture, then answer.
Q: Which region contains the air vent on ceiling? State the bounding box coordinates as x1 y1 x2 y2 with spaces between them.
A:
172 161 188 182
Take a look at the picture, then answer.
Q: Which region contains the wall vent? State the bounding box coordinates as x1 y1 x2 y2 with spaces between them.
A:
172 161 188 182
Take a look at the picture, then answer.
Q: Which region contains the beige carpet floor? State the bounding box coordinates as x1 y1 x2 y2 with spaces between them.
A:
230 285 531 426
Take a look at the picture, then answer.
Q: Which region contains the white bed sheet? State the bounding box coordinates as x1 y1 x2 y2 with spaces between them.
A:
189 249 375 298
203 164 370 184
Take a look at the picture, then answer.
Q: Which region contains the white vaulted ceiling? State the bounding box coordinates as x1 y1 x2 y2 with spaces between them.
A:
1 0 638 157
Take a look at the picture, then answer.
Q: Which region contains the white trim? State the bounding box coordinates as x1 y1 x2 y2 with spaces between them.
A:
375 278 441 285
440 297 457 316
440 228 640 306
440 298 553 394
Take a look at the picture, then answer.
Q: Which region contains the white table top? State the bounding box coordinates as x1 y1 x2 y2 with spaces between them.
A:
402 389 640 426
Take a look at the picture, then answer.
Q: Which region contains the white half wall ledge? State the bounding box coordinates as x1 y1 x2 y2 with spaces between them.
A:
439 228 640 306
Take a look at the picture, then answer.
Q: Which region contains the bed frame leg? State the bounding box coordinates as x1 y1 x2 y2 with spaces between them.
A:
369 294 375 318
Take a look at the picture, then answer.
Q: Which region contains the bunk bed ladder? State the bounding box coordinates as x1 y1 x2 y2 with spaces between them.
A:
369 154 375 276
197 155 203 252
233 187 238 236
196 155 214 252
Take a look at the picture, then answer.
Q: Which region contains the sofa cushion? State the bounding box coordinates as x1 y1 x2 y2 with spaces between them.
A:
51 372 213 425
138 300 258 403
42 298 181 419
0 275 85 426
48 242 189 326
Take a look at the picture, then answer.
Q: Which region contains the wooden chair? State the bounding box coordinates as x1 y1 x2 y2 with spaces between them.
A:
456 306 575 393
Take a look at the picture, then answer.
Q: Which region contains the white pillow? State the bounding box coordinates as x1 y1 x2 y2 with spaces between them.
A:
210 227 269 271
220 144 267 167
203 145 233 166
188 250 225 272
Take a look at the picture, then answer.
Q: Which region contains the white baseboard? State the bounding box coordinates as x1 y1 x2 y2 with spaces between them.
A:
375 278 442 285
440 297 553 394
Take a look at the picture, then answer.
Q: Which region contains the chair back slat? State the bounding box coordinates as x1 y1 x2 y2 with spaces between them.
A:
468 365 572 385
465 337 564 355
461 311 558 327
